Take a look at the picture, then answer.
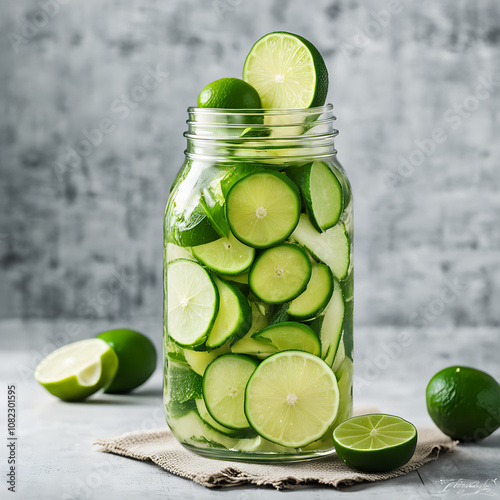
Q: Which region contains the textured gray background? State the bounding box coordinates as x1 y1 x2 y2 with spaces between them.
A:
1 0 500 353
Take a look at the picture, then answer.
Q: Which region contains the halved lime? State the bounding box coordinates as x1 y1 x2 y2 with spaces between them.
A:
252 322 320 357
244 350 339 447
287 263 334 320
249 244 311 304
167 258 219 347
34 339 119 402
203 354 258 430
333 414 418 472
191 233 255 276
243 32 328 108
290 214 350 280
288 161 343 232
206 278 252 348
226 171 301 249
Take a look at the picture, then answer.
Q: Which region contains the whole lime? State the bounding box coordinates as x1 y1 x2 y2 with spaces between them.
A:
197 78 261 108
97 329 157 394
426 366 500 441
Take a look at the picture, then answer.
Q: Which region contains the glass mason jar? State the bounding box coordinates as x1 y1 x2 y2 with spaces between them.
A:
163 105 353 462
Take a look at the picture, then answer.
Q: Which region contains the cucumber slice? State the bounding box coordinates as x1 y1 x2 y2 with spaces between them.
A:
206 278 252 348
332 336 346 373
243 32 328 109
183 341 230 376
218 273 249 285
288 161 343 232
191 233 255 276
202 354 258 430
244 351 339 448
290 214 350 280
333 357 353 427
170 411 262 450
231 303 275 358
249 244 311 304
226 171 301 249
310 278 345 366
252 322 320 357
167 259 219 347
287 263 334 320
195 398 240 436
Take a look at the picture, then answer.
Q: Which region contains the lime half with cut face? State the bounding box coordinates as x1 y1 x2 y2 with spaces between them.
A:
333 414 418 472
34 339 119 401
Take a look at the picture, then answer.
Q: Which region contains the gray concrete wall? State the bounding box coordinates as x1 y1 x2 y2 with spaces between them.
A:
1 0 500 348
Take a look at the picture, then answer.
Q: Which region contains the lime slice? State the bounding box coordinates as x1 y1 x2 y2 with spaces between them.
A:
34 339 119 402
252 322 320 357
206 278 252 348
288 161 343 232
243 32 328 108
290 214 350 281
203 354 258 430
244 350 339 447
167 258 219 348
191 233 255 276
249 244 311 304
288 263 334 320
226 171 301 249
333 414 418 472
96 329 157 394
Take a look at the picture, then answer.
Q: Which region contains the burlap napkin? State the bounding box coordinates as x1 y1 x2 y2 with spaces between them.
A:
95 411 457 490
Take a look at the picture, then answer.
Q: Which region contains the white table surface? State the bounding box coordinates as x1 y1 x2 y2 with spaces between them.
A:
2 333 499 500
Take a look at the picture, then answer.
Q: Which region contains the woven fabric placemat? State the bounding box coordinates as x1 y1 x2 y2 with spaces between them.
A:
95 422 457 490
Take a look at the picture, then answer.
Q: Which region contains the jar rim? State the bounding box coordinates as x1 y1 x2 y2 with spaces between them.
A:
187 103 334 116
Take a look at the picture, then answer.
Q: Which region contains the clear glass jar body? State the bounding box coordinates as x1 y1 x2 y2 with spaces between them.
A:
163 106 353 462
